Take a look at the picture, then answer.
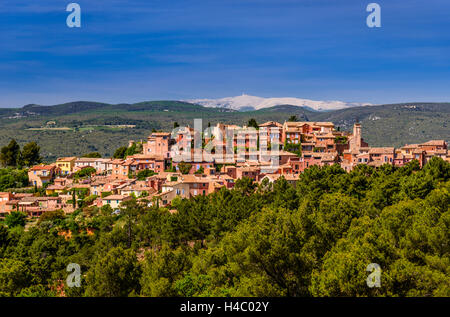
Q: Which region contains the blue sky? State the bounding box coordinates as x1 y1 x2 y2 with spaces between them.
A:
0 0 449 107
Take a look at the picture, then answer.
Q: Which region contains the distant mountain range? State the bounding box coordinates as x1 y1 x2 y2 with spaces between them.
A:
0 100 448 160
187 94 372 111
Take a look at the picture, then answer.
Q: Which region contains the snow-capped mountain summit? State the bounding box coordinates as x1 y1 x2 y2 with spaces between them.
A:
187 94 371 112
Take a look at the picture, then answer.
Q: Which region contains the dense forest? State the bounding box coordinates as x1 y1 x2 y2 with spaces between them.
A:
0 158 449 297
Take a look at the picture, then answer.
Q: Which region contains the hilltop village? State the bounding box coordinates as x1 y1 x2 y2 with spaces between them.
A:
1 121 448 218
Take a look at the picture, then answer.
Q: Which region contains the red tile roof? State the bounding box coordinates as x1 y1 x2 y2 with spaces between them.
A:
29 165 55 171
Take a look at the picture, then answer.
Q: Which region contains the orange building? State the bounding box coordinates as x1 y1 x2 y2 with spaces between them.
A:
282 121 335 144
143 132 172 159
28 165 58 187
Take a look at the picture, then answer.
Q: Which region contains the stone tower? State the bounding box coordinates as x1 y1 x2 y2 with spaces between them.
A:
350 123 362 151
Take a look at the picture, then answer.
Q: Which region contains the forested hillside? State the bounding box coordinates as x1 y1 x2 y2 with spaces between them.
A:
311 103 450 147
0 101 448 160
0 158 448 297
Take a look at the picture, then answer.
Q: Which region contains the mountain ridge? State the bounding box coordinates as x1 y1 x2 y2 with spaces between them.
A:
0 100 448 161
187 94 372 111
